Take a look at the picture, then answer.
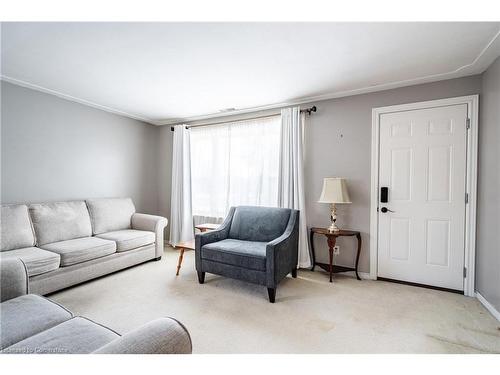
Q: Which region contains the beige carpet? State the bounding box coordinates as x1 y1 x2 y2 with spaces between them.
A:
49 246 500 353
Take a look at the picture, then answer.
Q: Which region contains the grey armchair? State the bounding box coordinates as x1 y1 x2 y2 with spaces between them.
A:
195 206 299 303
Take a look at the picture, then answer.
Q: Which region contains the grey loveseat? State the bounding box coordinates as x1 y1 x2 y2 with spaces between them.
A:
0 259 191 354
195 206 299 303
0 198 167 295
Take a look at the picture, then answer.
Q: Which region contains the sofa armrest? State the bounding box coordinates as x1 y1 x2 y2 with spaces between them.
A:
0 258 29 302
131 213 168 258
93 317 192 354
266 210 300 287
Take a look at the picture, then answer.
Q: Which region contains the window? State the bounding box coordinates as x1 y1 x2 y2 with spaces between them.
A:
190 116 281 220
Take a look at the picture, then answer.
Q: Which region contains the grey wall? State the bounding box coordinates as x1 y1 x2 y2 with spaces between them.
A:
476 57 500 311
156 75 483 270
303 75 483 272
3 70 492 292
1 81 159 214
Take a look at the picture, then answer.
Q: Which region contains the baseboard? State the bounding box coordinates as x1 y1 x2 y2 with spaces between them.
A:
328 263 376 280
358 272 376 280
476 292 500 322
308 264 375 280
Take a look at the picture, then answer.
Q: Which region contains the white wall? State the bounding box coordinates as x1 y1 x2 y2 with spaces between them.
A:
1 81 159 214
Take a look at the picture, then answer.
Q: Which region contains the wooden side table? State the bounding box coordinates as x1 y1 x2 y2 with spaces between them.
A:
195 223 220 232
309 227 362 282
175 223 220 276
175 240 195 276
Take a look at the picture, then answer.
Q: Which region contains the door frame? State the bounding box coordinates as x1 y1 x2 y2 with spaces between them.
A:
369 95 479 297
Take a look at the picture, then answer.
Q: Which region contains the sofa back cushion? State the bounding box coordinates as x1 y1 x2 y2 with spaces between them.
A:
29 201 92 246
228 206 291 243
86 198 136 235
1 204 36 251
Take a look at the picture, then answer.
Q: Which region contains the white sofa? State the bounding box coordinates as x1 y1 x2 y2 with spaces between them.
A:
0 198 167 295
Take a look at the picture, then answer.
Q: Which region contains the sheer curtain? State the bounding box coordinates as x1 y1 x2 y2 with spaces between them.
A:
170 125 194 246
190 116 281 222
279 107 311 268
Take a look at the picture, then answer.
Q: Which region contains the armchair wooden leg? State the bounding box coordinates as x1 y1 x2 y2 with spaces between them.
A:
267 288 276 303
197 271 205 284
291 268 297 278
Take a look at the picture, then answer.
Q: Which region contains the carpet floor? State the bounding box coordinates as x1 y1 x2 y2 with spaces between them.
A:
49 246 500 353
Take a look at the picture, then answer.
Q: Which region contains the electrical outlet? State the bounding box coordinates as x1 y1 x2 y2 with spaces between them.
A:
333 245 340 255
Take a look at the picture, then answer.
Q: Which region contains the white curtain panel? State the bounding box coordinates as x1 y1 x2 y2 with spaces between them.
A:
190 116 281 220
170 125 194 246
278 107 311 268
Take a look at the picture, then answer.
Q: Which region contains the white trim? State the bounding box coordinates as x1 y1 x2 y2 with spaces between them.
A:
370 95 479 297
358 272 376 280
159 30 498 125
476 292 500 322
0 75 161 125
332 271 376 280
2 30 499 126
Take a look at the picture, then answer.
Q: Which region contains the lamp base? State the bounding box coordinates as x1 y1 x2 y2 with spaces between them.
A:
328 203 341 232
328 223 340 233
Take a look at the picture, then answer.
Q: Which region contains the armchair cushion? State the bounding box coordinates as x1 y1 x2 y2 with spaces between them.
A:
202 239 267 271
228 206 291 242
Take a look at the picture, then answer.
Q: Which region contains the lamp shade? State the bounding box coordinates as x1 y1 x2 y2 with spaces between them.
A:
318 177 351 204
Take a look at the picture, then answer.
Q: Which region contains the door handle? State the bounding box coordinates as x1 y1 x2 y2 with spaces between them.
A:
380 207 395 213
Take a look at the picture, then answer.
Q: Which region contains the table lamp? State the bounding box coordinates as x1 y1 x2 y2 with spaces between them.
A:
318 177 351 232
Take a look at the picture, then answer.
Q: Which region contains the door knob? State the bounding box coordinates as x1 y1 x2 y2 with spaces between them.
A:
380 207 395 213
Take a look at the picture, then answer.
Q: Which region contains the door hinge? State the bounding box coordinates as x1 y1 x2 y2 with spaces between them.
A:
465 193 469 204
463 267 467 278
466 118 471 129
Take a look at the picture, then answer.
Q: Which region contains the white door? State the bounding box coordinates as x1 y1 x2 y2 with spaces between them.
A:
377 104 468 291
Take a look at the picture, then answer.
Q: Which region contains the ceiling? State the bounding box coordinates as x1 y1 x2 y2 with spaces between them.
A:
2 22 499 125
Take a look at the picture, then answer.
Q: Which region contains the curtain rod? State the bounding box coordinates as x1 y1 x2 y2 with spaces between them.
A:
170 106 316 131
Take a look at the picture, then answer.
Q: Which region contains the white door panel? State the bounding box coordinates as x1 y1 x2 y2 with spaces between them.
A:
377 104 467 290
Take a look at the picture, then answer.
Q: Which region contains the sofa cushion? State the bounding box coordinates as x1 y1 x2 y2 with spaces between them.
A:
86 198 136 235
0 294 73 350
96 229 155 252
228 206 291 242
41 237 116 267
3 317 119 354
0 247 60 277
1 205 35 251
202 239 267 271
29 201 92 246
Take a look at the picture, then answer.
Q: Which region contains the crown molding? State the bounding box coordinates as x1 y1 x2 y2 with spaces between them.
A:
0 75 161 125
158 29 500 125
2 29 498 127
